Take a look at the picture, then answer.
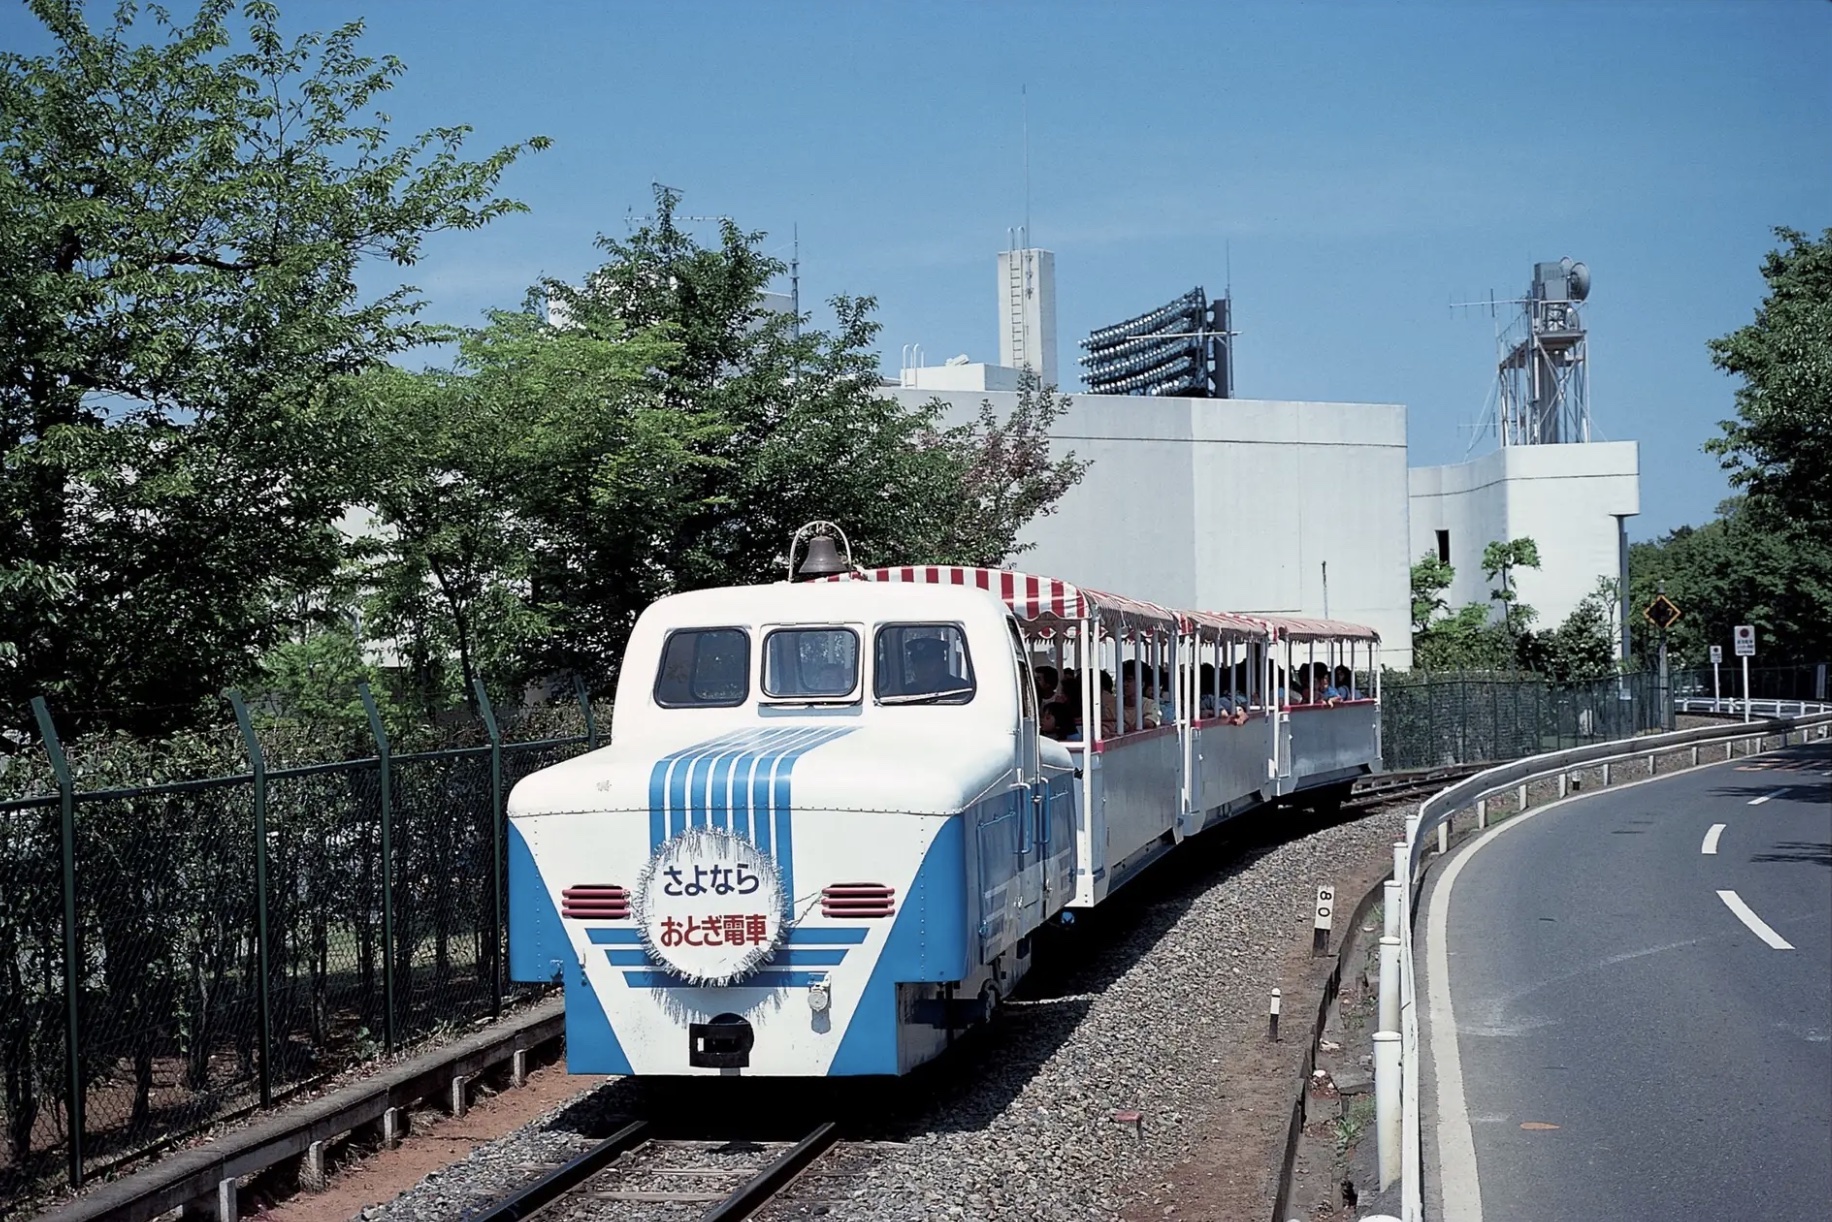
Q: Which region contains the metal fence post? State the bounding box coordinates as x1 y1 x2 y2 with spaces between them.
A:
30 697 84 1189
573 674 598 750
1426 680 1436 767
225 691 274 1108
357 682 397 1054
472 678 505 1017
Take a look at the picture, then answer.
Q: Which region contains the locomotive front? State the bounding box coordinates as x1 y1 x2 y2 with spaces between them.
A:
506 578 1025 1077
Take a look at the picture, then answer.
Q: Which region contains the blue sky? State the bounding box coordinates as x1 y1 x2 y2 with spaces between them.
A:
6 0 1827 538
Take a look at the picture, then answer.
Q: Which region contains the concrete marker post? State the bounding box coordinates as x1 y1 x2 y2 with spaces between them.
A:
451 1073 469 1118
1373 1030 1401 1191
1268 988 1281 1042
1313 885 1334 957
1602 760 1611 786
512 1047 529 1088
382 1106 404 1149
1558 771 1568 798
1692 743 1700 767
1378 936 1401 1033
216 1177 237 1222
302 1140 328 1193
1476 796 1487 829
1517 782 1528 811
1436 818 1448 855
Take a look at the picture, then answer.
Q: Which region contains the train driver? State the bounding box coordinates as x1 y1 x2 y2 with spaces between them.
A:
906 636 965 695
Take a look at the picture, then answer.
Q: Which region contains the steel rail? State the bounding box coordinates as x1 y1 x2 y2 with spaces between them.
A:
460 1120 649 1222
700 1123 841 1222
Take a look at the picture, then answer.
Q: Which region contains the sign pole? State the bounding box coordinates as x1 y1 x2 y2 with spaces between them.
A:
1713 660 1720 709
1742 654 1751 723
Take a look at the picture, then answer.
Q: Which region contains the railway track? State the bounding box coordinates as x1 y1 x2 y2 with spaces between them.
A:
465 1120 848 1222
1342 763 1483 811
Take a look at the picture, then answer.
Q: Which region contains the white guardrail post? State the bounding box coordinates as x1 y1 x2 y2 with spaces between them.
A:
1385 703 1832 1222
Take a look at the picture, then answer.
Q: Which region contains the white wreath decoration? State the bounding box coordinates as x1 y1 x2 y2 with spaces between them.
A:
631 827 788 987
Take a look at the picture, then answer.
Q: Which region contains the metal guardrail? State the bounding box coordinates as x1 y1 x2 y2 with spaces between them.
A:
1675 696 1831 720
1379 706 1832 1221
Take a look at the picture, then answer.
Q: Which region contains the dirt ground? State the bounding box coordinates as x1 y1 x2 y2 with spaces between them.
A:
1118 841 1396 1222
253 1061 606 1222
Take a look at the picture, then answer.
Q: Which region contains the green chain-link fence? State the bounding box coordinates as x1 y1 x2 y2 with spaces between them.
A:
1380 670 1664 771
0 682 601 1205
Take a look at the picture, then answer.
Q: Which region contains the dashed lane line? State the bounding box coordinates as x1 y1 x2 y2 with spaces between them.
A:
1716 890 1795 950
1747 789 1785 806
1701 823 1726 855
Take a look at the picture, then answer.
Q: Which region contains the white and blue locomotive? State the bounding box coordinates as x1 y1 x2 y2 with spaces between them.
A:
507 559 1381 1077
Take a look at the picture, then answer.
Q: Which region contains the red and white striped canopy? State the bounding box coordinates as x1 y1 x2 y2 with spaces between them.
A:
829 566 1182 632
1253 614 1381 643
1186 609 1275 642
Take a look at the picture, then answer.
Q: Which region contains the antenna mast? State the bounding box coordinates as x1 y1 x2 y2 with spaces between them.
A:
1022 84 1031 247
791 223 800 345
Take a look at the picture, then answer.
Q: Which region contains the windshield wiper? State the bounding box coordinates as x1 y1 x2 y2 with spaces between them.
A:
878 687 975 705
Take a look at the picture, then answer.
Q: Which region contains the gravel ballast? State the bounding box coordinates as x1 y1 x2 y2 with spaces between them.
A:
357 803 1408 1222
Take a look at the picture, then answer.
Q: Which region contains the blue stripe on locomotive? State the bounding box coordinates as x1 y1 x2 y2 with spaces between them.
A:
646 726 855 915
828 815 969 1075
508 822 566 983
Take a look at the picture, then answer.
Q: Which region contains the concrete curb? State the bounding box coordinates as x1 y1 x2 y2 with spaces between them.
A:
33 997 564 1222
1269 871 1387 1222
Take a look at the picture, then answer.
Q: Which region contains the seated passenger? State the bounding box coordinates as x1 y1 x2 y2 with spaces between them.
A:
1286 667 1306 706
1099 670 1120 738
1034 663 1059 706
1041 700 1078 741
1121 661 1162 731
1198 663 1219 718
1058 673 1085 740
1319 663 1348 703
1333 665 1360 700
1157 666 1175 722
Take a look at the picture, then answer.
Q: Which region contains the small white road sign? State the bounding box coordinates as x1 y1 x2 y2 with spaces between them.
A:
1734 625 1756 658
1709 645 1723 664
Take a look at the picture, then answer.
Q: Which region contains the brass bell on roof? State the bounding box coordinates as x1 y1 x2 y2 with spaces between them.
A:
797 535 849 579
788 521 854 582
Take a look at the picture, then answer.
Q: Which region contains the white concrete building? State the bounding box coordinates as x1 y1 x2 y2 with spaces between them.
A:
883 243 1642 670
1407 441 1639 643
889 382 1415 666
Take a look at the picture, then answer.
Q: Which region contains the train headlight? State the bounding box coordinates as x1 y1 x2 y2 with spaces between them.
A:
807 978 831 1013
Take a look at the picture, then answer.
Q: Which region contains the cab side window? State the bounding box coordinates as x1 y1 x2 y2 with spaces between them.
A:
654 628 750 707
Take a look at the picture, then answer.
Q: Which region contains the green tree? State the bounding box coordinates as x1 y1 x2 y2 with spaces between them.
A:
1526 578 1619 682
355 308 691 704
1481 537 1541 639
1410 553 1515 671
1629 499 1832 668
1410 552 1455 635
1706 227 1832 533
925 370 1090 566
0 0 546 732
521 187 1085 690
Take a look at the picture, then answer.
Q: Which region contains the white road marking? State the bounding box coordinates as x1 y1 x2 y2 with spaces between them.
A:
1747 789 1784 805
1424 750 1781 1222
1701 823 1726 855
1716 890 1795 950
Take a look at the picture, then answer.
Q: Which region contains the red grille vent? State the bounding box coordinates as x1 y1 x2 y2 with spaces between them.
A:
821 883 896 919
562 884 630 920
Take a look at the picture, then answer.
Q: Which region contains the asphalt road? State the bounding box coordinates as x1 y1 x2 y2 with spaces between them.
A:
1424 742 1832 1221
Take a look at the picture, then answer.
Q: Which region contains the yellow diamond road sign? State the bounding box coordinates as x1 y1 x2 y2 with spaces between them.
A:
1643 594 1681 630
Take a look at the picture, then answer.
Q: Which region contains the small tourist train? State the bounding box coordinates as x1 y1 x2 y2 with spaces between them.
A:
507 526 1381 1078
